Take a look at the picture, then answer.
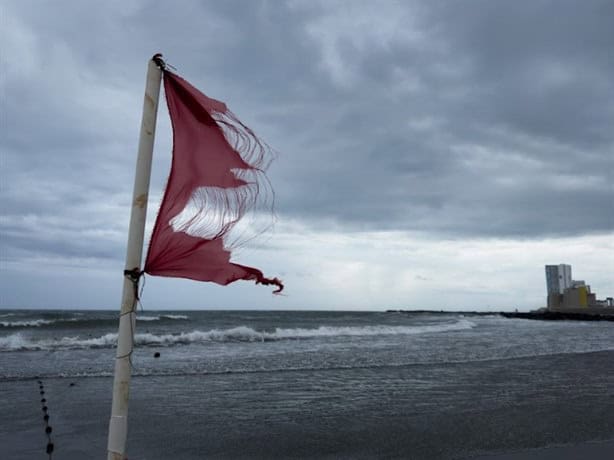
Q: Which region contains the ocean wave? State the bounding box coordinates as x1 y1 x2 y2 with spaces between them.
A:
0 319 55 328
161 314 189 320
0 313 189 328
0 332 118 351
136 316 160 321
0 320 474 351
137 314 189 321
271 320 476 339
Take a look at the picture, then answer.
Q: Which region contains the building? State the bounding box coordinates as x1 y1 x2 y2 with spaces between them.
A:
562 284 589 309
545 264 572 295
545 264 572 310
545 264 613 314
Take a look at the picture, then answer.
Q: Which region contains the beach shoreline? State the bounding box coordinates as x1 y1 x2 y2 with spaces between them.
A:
3 349 613 459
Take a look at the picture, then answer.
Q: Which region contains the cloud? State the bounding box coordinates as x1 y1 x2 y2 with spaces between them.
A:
0 0 612 308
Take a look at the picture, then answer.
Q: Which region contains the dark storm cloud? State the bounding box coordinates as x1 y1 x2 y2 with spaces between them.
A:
1 0 613 269
432 0 614 148
263 0 614 236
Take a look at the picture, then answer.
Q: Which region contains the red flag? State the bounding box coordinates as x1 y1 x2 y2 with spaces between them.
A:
144 70 283 293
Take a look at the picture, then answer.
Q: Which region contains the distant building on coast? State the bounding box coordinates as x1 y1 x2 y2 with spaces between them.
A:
545 264 572 295
545 264 614 314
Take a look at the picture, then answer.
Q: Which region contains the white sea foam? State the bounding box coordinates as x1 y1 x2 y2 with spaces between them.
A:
0 320 475 352
137 316 161 321
0 319 55 328
0 332 120 351
137 314 189 322
161 314 189 320
0 333 30 350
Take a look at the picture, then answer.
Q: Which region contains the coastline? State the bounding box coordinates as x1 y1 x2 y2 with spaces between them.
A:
501 311 614 322
386 309 614 322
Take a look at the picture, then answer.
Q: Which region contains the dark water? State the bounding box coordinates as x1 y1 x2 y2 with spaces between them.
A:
1 310 613 459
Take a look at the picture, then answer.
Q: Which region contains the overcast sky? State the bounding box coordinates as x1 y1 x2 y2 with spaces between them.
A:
1 0 612 310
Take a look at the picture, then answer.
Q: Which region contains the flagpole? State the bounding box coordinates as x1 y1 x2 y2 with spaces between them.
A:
107 54 164 460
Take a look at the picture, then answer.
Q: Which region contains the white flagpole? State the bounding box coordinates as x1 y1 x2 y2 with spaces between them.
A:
107 54 164 460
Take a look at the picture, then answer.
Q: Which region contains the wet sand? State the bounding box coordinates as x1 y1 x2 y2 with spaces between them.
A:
475 439 614 459
2 350 614 459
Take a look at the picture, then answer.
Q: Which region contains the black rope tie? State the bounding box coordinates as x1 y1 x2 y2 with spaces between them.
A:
152 53 166 70
123 268 143 302
116 268 146 365
152 52 178 74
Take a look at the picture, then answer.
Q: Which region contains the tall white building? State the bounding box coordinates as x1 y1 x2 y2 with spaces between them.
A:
545 264 572 295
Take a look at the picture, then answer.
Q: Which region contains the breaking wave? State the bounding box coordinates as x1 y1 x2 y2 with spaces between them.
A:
0 320 475 351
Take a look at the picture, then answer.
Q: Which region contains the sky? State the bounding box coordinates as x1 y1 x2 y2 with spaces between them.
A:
1 0 612 311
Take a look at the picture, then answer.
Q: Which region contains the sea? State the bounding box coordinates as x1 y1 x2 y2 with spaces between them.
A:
1 309 613 459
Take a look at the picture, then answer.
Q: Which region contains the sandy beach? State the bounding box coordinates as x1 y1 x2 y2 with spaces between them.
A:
3 351 613 459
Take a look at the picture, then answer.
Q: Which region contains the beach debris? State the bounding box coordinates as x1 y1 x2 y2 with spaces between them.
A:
154 352 161 358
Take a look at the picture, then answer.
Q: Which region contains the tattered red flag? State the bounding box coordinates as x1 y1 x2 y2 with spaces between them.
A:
144 70 283 293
